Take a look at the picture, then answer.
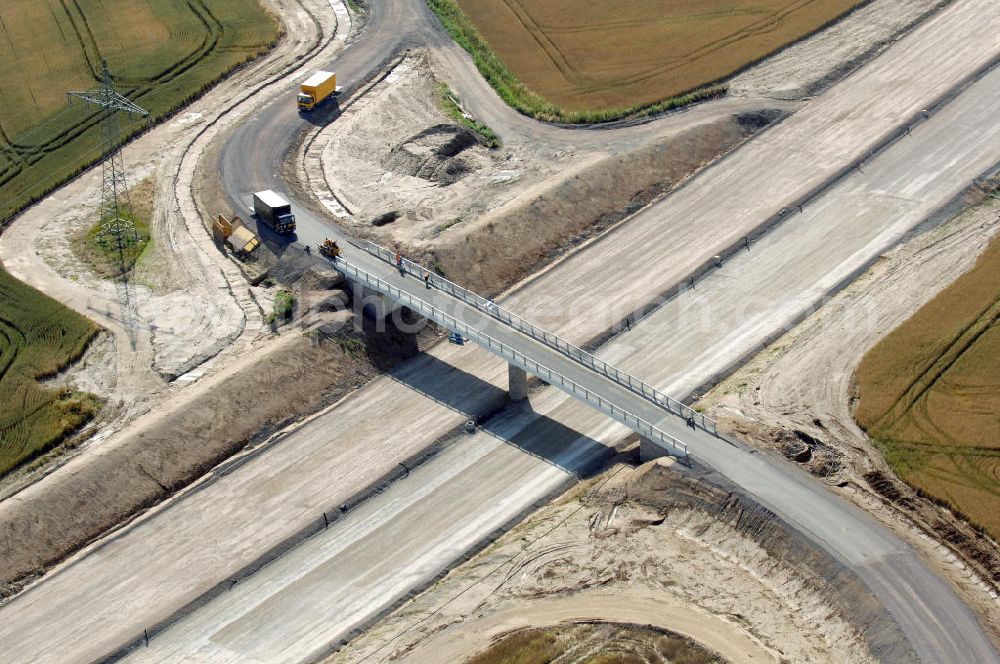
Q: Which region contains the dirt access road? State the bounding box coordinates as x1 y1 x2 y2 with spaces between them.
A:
0 0 349 497
147 0 1000 660
113 60 1000 661
2 0 1000 662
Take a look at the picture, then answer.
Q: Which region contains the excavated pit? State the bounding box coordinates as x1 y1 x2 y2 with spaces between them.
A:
382 124 485 185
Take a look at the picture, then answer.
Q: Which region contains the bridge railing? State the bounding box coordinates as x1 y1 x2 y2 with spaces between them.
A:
362 241 717 436
336 257 689 458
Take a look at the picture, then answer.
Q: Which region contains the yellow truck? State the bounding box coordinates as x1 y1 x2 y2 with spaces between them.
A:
297 71 339 111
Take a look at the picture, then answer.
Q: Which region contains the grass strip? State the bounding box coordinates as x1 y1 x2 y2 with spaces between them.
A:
425 0 725 124
435 82 500 147
268 290 296 327
69 176 156 279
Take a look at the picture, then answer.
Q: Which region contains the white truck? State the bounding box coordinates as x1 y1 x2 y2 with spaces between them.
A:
252 190 296 234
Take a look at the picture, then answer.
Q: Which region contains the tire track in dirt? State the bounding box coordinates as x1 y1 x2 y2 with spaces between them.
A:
500 0 581 87
581 0 850 93
58 0 100 78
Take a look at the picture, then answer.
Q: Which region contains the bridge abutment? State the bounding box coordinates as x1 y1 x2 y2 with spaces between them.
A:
508 364 528 402
337 253 704 464
639 436 667 463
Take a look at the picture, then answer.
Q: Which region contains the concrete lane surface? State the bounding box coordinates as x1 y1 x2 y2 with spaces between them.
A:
501 0 1000 339
121 405 613 664
116 55 1000 664
3 0 1000 662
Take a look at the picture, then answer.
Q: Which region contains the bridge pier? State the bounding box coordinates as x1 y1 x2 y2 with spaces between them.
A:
337 255 708 465
508 364 528 402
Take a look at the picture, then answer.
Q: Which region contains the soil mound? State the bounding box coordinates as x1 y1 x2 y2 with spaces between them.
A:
467 622 725 664
383 124 485 184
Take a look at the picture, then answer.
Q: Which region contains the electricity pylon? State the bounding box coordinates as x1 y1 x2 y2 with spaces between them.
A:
68 59 149 257
68 60 150 348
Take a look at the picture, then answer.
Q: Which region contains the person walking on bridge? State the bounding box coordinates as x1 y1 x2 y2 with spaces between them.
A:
395 249 404 276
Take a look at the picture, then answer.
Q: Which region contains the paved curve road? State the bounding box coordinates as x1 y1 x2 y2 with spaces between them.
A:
118 60 1000 658
1 1 998 663
182 0 1000 661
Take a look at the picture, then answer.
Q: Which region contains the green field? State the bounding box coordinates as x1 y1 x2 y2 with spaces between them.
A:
0 0 280 224
0 0 279 476
855 234 1000 538
0 266 103 476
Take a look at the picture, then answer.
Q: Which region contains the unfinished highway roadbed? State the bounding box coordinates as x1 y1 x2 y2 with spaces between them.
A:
2 0 1000 662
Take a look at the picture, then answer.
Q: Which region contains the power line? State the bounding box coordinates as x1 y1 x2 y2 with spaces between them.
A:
67 59 151 347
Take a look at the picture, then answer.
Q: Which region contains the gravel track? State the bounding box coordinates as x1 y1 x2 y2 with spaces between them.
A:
2 0 998 662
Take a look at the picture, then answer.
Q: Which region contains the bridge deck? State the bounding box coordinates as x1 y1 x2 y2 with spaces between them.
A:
333 245 719 458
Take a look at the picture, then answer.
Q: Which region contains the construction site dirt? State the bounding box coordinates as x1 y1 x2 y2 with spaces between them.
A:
0 0 946 521
2 0 999 661
298 52 789 295
0 40 793 596
0 0 354 590
332 456 898 664
701 185 1000 634
0 289 441 595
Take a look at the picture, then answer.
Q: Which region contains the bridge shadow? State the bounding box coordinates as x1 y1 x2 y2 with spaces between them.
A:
388 352 616 478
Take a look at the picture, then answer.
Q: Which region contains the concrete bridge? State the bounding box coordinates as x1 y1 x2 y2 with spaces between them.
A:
333 241 723 461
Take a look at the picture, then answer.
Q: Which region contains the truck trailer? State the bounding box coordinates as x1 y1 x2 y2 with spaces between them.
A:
252 190 296 234
297 71 338 111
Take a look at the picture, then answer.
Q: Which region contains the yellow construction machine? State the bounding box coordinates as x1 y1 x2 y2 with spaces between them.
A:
212 214 260 257
319 238 341 259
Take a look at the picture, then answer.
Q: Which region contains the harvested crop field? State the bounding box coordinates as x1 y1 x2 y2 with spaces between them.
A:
0 0 279 224
0 265 101 477
855 234 1000 538
453 0 865 114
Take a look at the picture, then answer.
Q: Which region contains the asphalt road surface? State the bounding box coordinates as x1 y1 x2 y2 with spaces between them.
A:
116 58 1000 663
3 0 999 662
220 0 444 227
